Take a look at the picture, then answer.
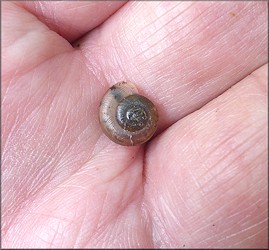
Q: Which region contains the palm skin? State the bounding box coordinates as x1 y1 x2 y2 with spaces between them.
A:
2 1 268 248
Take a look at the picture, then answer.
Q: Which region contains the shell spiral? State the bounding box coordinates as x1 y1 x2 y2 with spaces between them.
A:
99 81 158 146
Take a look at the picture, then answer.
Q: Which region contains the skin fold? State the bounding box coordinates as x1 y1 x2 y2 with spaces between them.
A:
2 1 268 248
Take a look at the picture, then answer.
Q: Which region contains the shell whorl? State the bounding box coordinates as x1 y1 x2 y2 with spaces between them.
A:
99 81 158 146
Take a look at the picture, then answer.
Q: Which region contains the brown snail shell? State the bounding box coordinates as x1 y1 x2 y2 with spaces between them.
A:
99 81 158 146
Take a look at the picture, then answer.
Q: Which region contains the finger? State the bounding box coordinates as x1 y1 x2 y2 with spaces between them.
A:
144 64 268 248
81 1 267 131
18 1 127 42
2 2 73 82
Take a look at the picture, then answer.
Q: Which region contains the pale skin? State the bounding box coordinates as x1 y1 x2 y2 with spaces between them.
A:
2 1 268 248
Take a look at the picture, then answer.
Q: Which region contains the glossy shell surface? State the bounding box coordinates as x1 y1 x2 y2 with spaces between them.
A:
99 81 158 146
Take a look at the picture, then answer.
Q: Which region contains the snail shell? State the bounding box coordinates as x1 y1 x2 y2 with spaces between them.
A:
99 81 158 146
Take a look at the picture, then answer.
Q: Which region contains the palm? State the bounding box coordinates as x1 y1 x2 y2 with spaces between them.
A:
2 1 268 248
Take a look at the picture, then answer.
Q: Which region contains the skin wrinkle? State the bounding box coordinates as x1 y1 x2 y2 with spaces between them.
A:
4 31 72 81
244 92 268 101
150 210 172 247
191 158 266 240
91 225 109 247
190 151 267 245
159 195 185 232
187 43 255 91
95 196 125 236
138 2 208 54
2 55 68 149
77 202 96 248
198 221 267 247
116 217 128 246
248 66 268 93
135 5 212 64
71 44 101 84
35 184 90 211
238 20 266 49
3 118 51 198
183 8 260 77
3 98 40 151
238 199 267 226
197 118 251 175
87 193 125 247
112 222 126 247
48 219 64 248
134 2 196 58
111 4 191 81
41 218 74 248
197 122 265 183
195 201 266 247
216 218 268 243
73 202 88 248
192 180 267 231
202 222 266 248
140 203 154 247
171 180 191 213
36 1 51 23
167 87 195 110
129 213 148 248
54 62 96 135
127 206 150 248
137 2 251 67
96 149 140 184
62 2 94 11
184 83 266 178
203 127 263 185
34 234 54 248
2 44 26 87
187 128 212 191
2 61 102 233
21 1 127 43
22 1 80 41
108 39 127 81
231 227 267 247
184 158 205 199
199 136 265 203
217 38 267 81
21 67 39 113
28 197 90 247
149 188 186 247
220 4 258 42
45 76 97 155
27 165 54 194
168 189 192 231
6 93 55 163
83 176 141 246
70 201 91 248
224 186 266 227
2 1 266 248
2 5 43 48
132 1 186 42
163 170 211 236
126 225 134 248
101 223 117 247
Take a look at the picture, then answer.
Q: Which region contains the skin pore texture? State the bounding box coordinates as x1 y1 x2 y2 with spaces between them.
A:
2 1 268 248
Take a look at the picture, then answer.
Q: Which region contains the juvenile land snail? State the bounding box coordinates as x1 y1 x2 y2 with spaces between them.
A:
99 81 158 146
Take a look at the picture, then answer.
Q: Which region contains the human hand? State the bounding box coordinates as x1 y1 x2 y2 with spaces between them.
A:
2 1 268 248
